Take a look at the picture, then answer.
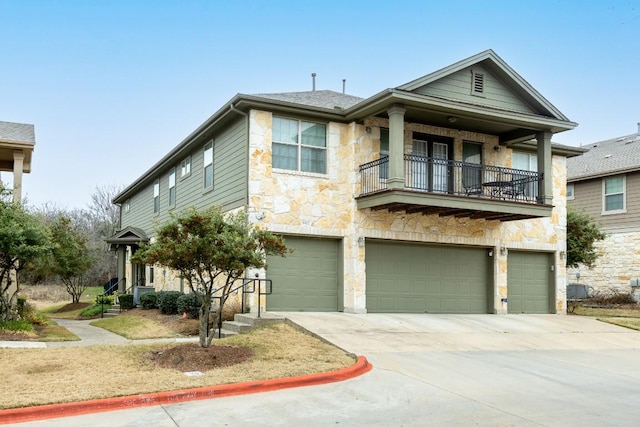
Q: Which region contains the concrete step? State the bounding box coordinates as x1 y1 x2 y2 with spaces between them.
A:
221 320 253 334
234 312 286 327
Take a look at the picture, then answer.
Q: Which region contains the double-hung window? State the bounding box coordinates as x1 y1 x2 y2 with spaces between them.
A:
272 116 327 174
168 167 176 206
181 157 191 177
603 176 625 213
204 141 213 189
153 179 159 214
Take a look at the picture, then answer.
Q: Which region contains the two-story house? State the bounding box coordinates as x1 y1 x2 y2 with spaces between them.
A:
109 50 581 315
567 124 640 294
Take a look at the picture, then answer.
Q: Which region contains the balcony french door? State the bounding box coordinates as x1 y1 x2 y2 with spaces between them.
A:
412 134 452 193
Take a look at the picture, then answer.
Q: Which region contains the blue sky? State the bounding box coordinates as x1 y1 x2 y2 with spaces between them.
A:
1 0 639 209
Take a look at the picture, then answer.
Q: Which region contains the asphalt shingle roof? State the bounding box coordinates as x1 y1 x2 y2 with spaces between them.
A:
567 131 640 181
251 90 364 110
0 121 35 144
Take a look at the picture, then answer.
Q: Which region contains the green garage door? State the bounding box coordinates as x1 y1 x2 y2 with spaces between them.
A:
507 251 552 314
366 241 490 313
266 237 339 311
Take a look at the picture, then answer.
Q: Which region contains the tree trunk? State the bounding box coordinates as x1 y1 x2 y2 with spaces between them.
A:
198 293 215 348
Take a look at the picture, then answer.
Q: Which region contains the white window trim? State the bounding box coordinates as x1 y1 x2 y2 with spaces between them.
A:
203 141 214 191
272 116 328 175
602 175 626 215
566 183 574 200
180 156 191 178
153 179 160 214
168 167 176 207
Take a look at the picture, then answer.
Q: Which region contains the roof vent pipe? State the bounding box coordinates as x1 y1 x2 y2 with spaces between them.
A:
312 73 316 91
637 122 640 136
342 79 346 94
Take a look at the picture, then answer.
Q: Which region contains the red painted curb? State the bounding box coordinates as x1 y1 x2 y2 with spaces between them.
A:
0 356 372 424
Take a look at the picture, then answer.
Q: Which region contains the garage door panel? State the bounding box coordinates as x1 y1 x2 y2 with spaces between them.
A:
366 241 489 314
267 237 339 312
507 251 551 314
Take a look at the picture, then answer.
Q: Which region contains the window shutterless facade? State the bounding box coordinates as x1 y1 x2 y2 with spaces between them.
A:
168 167 176 206
566 183 574 200
153 179 159 213
272 116 327 174
181 156 191 177
603 176 625 213
204 141 213 189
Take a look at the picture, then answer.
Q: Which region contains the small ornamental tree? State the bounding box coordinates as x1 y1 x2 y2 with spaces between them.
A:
566 207 606 269
48 216 96 303
0 200 50 320
131 207 288 348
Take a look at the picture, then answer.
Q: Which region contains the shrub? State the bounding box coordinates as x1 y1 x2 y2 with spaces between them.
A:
177 293 200 318
589 290 635 306
80 304 110 318
25 312 48 326
156 291 183 315
119 293 135 310
16 296 28 317
140 292 158 309
95 294 115 305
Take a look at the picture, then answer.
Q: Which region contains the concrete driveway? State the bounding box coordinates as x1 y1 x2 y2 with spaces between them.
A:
13 314 640 426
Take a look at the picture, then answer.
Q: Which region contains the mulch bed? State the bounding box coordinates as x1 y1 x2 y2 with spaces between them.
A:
146 344 254 372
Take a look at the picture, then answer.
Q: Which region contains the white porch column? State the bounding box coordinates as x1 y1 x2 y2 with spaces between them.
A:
12 150 24 204
536 131 553 205
387 105 406 189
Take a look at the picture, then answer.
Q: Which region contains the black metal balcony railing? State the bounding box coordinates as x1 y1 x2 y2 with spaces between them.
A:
359 155 542 204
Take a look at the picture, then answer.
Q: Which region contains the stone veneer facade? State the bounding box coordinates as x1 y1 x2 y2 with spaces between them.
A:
247 110 568 314
568 231 640 295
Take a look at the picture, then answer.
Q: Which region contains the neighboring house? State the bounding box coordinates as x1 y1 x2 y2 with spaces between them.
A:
0 120 35 315
109 49 582 315
0 121 34 203
567 124 640 294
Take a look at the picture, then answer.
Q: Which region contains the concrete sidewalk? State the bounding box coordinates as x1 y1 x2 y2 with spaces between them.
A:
0 318 199 349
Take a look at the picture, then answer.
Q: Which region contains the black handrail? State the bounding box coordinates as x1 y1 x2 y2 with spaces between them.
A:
359 156 542 204
100 277 126 318
209 277 273 338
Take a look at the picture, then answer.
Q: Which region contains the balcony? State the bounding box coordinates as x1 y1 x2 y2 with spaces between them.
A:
357 155 551 221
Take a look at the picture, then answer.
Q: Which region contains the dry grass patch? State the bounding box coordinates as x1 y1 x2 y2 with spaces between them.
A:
0 323 355 410
90 309 199 339
598 317 640 331
571 304 640 318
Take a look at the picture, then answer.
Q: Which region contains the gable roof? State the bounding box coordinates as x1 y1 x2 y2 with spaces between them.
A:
105 226 149 246
396 49 570 122
567 130 640 181
0 121 35 144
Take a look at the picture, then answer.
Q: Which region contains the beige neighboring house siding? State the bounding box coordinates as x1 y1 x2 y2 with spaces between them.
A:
567 171 640 293
247 109 567 314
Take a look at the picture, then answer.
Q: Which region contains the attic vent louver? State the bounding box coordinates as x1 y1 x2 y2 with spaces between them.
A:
471 70 485 96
